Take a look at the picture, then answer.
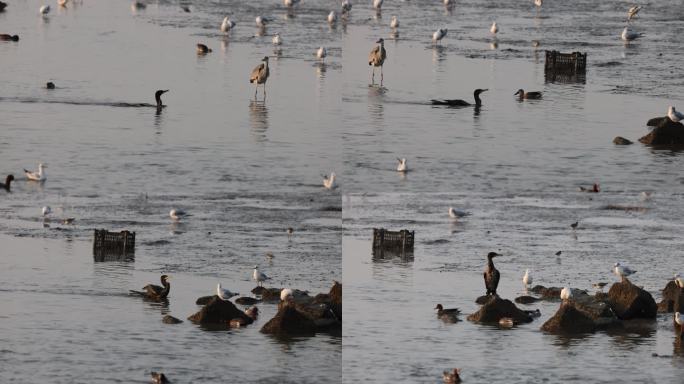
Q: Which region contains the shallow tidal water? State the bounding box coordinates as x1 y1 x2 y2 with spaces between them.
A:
2 0 684 383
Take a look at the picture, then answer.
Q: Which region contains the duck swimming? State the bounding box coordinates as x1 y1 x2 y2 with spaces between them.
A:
484 252 501 296
196 43 212 54
46 82 55 89
130 275 170 301
515 89 542 100
431 89 487 107
434 304 461 321
1 174 14 191
0 34 19 41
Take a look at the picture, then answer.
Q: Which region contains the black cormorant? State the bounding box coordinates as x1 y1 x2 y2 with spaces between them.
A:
484 252 501 296
0 174 14 191
431 89 487 107
130 275 170 301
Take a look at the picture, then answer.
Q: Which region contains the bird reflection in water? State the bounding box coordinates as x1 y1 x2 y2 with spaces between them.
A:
249 100 269 142
432 44 447 64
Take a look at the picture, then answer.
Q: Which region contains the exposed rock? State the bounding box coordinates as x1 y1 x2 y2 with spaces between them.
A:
467 296 533 324
475 295 490 305
260 305 317 336
235 297 260 306
647 116 668 127
607 279 657 320
657 281 680 313
515 295 540 304
530 285 564 300
162 315 183 324
639 118 684 146
188 296 253 325
613 136 633 145
326 281 342 320
542 293 622 334
195 295 213 305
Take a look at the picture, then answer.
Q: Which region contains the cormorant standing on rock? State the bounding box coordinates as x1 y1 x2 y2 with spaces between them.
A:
484 252 501 296
130 275 170 301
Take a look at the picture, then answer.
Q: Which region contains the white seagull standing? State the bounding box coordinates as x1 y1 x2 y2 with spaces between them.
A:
490 21 498 35
373 0 383 12
444 0 454 6
169 208 188 221
256 16 272 27
522 269 533 288
668 106 684 123
535 0 543 7
24 163 47 182
621 26 643 42
448 207 470 219
390 16 399 29
217 283 239 300
316 46 327 60
639 191 653 201
42 206 52 217
221 17 236 32
328 11 338 24
39 5 50 15
323 172 337 189
396 158 407 172
560 287 572 301
613 262 637 281
272 33 282 45
253 265 270 287
627 5 642 21
432 28 447 44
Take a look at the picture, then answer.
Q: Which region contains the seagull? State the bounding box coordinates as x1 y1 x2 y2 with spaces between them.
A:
490 21 498 35
217 283 239 300
535 0 543 7
169 208 188 221
284 0 300 7
253 265 270 286
221 17 236 32
432 28 448 44
390 16 399 29
42 206 52 216
39 5 50 14
621 26 643 42
327 11 338 24
280 288 294 301
256 16 272 27
668 106 684 123
639 191 653 201
396 158 407 172
448 207 470 219
24 163 47 182
560 287 572 301
272 33 282 46
676 312 684 327
613 262 637 281
373 0 383 11
627 5 641 21
341 0 352 14
323 172 337 189
522 269 532 287
316 46 327 60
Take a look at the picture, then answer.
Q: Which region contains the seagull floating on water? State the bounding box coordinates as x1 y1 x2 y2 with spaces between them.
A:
668 106 684 123
432 28 448 44
396 158 407 172
316 46 327 60
221 17 236 32
323 172 337 189
448 207 470 219
39 5 50 15
613 262 636 281
621 26 643 42
169 208 188 221
272 33 282 46
253 265 270 287
522 269 533 287
432 89 487 107
390 16 399 29
560 287 572 301
490 21 498 35
24 163 47 182
217 283 239 300
627 5 641 21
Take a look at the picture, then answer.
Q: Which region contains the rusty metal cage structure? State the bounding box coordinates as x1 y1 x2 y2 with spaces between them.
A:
372 228 414 251
545 50 587 73
93 229 135 261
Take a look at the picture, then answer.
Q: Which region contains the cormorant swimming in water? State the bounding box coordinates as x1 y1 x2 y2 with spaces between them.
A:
130 275 170 301
431 89 487 107
484 252 501 296
155 89 169 109
0 174 14 191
